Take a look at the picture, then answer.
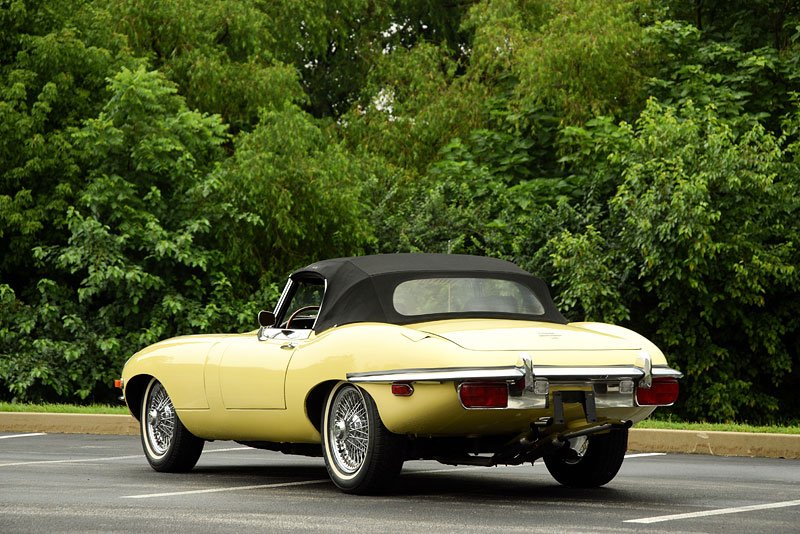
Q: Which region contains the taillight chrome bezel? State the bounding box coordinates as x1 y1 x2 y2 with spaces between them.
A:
636 376 680 406
458 381 509 409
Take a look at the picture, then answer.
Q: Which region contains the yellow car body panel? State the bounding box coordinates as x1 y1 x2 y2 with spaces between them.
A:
122 318 666 441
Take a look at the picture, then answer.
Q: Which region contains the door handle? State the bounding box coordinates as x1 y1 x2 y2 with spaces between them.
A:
281 342 296 350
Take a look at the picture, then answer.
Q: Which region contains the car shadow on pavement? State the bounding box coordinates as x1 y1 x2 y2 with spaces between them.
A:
387 470 638 502
143 462 640 503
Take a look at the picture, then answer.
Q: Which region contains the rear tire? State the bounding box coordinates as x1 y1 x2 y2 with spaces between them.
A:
543 428 628 487
140 377 204 472
321 382 405 494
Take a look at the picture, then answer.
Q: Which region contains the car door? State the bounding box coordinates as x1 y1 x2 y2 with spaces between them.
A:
216 333 298 409
216 276 324 410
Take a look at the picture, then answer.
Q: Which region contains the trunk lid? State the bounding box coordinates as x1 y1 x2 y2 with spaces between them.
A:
414 319 641 352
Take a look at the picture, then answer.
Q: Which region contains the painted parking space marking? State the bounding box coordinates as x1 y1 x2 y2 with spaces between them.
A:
624 452 666 459
0 433 47 440
625 499 800 524
202 446 255 453
0 445 253 467
0 454 143 467
121 479 330 499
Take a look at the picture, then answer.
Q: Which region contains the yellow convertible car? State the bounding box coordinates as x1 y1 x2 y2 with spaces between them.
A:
119 254 681 493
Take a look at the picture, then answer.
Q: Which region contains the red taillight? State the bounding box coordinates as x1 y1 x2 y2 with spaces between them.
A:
459 382 508 408
391 382 414 396
636 377 679 406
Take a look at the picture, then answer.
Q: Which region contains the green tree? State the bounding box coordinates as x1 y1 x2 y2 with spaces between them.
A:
213 104 376 280
1 66 234 401
3 0 800 422
261 0 473 118
342 41 488 175
548 99 800 422
0 0 138 290
466 0 653 123
100 0 304 131
644 18 799 133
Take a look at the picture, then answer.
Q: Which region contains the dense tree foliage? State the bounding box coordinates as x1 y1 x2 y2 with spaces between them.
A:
1 0 799 423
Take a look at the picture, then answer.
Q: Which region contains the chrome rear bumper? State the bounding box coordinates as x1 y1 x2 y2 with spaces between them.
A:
347 359 683 411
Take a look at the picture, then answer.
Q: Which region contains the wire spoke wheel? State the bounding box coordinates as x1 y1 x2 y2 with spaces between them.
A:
329 386 370 474
322 382 405 494
145 381 176 457
139 377 204 472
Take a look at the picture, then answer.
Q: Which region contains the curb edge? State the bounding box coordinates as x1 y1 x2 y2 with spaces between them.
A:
1 412 798 459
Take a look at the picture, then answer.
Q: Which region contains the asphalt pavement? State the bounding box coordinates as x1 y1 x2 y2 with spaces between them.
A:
1 432 798 533
2 412 798 458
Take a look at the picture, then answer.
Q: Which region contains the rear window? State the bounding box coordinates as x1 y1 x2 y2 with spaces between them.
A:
392 277 545 317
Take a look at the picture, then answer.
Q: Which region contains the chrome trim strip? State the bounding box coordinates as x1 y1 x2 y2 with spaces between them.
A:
273 279 294 322
260 328 312 341
532 366 644 378
348 367 523 383
652 368 683 378
348 365 682 383
506 396 547 409
259 280 294 341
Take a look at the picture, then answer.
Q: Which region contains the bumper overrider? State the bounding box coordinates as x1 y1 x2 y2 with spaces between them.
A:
347 351 682 466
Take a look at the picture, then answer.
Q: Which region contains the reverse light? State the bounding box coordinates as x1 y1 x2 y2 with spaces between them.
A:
532 379 550 396
391 382 414 396
459 382 508 408
636 377 679 406
619 379 635 395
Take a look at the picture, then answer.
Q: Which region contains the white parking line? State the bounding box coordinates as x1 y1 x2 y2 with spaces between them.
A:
121 479 330 499
0 454 143 467
119 452 668 498
625 499 800 524
0 445 254 467
0 433 47 440
624 452 666 459
204 446 254 453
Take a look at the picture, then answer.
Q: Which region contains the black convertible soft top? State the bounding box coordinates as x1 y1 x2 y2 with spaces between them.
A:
290 254 567 333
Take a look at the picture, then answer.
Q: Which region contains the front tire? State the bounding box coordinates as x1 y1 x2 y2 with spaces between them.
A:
321 382 405 494
140 377 204 472
543 428 628 487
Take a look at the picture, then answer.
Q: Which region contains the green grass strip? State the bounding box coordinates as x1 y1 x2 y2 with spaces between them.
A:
0 402 129 415
636 419 800 434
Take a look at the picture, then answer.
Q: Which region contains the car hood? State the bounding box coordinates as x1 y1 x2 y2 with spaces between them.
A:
412 320 641 352
132 332 249 358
